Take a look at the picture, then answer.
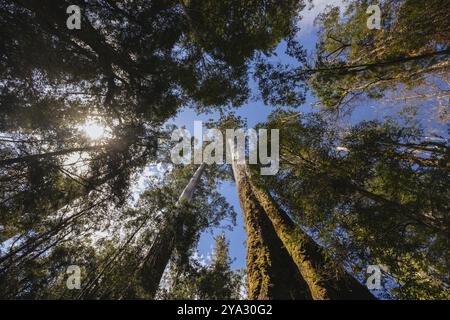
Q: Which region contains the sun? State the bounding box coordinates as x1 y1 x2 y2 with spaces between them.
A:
79 119 109 140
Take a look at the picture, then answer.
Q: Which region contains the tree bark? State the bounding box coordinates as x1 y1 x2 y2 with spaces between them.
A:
248 169 376 300
139 163 207 298
229 140 311 299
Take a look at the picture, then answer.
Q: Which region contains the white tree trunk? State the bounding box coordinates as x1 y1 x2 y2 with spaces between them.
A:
177 162 206 204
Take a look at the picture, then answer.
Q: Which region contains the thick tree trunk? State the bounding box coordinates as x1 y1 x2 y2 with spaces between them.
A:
229 144 311 300
247 170 376 300
140 226 176 298
140 163 206 298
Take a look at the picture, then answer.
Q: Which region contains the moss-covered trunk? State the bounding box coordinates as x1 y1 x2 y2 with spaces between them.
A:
231 153 311 299
248 172 376 300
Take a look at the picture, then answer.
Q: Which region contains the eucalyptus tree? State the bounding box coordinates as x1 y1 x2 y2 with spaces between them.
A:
208 115 311 300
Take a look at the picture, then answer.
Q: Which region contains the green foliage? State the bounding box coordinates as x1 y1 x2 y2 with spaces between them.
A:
255 0 449 113
311 0 450 112
158 233 244 300
0 0 299 299
259 110 449 299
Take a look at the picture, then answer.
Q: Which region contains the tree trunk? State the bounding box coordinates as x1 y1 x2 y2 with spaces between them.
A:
140 163 207 298
140 225 176 298
229 141 311 299
177 163 207 204
247 169 376 300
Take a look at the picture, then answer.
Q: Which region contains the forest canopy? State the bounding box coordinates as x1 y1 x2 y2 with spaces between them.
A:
0 0 448 300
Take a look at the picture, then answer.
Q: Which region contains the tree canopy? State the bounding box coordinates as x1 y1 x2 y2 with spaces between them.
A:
0 0 448 300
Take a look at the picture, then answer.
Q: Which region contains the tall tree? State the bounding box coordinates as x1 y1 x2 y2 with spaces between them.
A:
113 163 234 300
227 126 311 300
138 163 207 298
248 166 375 299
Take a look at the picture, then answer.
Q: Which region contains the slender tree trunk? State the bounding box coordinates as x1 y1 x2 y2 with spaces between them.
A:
228 139 311 299
297 48 450 78
247 169 376 300
177 163 207 204
139 163 207 298
0 198 106 269
0 152 142 269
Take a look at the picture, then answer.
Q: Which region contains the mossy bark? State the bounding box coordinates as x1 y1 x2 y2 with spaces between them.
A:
231 158 311 299
248 173 376 300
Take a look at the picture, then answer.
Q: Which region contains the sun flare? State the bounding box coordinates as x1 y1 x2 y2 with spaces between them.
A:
79 119 109 140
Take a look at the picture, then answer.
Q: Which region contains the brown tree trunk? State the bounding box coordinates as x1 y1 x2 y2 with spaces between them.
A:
139 163 207 298
140 226 176 298
248 170 376 300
